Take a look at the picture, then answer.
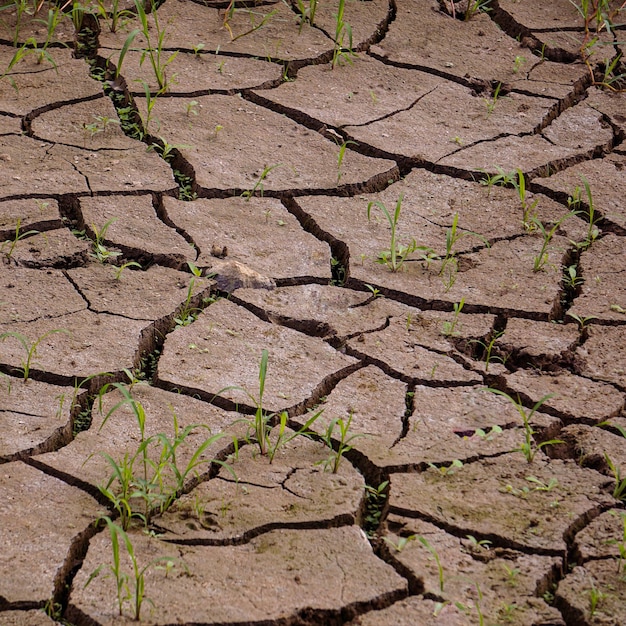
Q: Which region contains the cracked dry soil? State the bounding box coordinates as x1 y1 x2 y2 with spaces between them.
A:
1 0 626 624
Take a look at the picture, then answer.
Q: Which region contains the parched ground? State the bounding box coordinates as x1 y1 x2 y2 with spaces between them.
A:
1 0 626 624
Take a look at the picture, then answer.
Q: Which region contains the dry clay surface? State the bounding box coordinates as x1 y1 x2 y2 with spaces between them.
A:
1 0 626 624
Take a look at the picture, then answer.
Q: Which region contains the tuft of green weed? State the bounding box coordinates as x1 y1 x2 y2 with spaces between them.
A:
331 0 356 68
367 194 419 272
317 412 366 473
485 389 563 462
86 516 184 619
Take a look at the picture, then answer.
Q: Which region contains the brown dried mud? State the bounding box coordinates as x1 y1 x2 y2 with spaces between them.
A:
1 0 625 625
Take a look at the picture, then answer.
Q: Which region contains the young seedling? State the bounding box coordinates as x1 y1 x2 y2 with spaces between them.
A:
474 425 503 441
464 0 492 20
526 475 558 491
479 166 516 197
418 535 445 592
427 459 463 476
1 218 39 260
513 55 527 73
588 579 606 617
82 114 120 140
530 212 575 272
566 312 596 333
185 100 199 116
317 412 366 473
456 581 485 626
442 298 465 336
607 509 626 574
113 261 142 281
604 453 626 500
0 329 69 381
484 81 504 117
486 389 563 462
331 0 356 68
90 218 121 263
241 164 282 201
85 516 182 620
148 137 192 163
295 0 318 31
439 213 489 287
466 535 492 550
502 563 521 587
223 5 278 42
383 534 416 552
570 176 601 250
134 0 179 92
216 350 321 461
336 139 357 184
469 330 506 371
364 480 388 537
174 261 204 327
515 169 539 231
367 194 418 272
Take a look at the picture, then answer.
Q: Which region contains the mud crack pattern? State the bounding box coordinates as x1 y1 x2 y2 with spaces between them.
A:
1 0 626 624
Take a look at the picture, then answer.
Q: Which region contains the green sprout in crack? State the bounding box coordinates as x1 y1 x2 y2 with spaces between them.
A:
241 164 281 201
90 218 121 264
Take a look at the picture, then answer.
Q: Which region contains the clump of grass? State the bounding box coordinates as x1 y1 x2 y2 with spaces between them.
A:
485 389 563 462
317 412 366 473
367 194 417 272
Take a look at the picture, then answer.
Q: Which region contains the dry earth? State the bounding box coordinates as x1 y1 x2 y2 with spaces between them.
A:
1 0 626 624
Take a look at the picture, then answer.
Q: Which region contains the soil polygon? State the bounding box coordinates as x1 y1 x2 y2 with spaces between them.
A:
439 103 614 173
389 384 562 467
0 461 100 604
504 368 624 423
5 229 90 268
344 84 556 162
536 153 626 229
567 235 626 321
556 561 626 625
0 310 148 379
79 195 194 263
0 378 73 460
163 196 330 279
158 298 357 412
389 455 615 553
263 55 446 127
158 432 364 541
0 49 100 115
346 316 482 384
66 263 211 321
383 515 565 625
69 525 407 624
0 198 60 234
136 93 396 191
233 283 419 337
0 267 86 323
575 325 626 389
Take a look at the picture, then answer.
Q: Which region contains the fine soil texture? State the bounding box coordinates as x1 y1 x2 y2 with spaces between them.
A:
1 0 626 625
